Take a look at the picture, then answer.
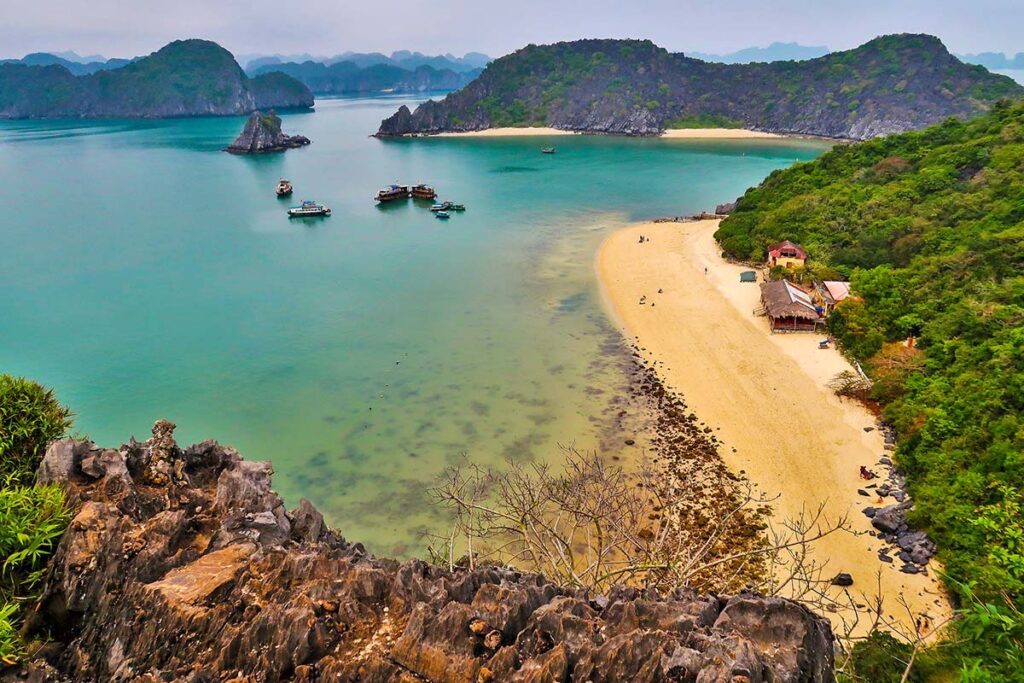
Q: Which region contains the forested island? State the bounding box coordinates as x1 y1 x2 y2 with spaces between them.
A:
376 34 1023 138
715 99 1024 679
0 40 312 119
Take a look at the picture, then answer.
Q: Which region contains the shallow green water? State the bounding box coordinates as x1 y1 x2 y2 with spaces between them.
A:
0 96 827 555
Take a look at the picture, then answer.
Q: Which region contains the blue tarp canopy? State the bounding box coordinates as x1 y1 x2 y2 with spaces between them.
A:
740 271 757 283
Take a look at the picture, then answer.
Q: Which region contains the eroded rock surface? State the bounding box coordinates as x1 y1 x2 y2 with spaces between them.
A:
225 110 311 154
22 422 836 682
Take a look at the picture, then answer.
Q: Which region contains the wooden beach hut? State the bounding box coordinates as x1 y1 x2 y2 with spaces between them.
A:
767 240 807 269
758 280 823 333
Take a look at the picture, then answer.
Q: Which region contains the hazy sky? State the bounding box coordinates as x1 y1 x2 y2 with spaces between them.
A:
1 0 1021 60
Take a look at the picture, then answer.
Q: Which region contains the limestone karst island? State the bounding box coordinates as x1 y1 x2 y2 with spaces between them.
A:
1 2 1022 681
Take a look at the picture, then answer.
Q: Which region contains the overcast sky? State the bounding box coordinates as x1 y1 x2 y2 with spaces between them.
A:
1 0 1021 60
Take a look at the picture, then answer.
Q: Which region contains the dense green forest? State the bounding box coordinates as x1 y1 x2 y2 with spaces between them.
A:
717 101 1024 679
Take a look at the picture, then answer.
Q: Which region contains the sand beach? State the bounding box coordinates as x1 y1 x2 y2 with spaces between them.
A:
434 127 782 139
597 218 951 634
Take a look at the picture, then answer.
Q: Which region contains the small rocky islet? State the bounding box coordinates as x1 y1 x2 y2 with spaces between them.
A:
225 110 311 154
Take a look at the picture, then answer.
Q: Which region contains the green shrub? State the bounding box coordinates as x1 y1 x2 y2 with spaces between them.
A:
0 601 22 666
0 376 73 666
0 376 72 485
846 630 921 682
0 482 70 666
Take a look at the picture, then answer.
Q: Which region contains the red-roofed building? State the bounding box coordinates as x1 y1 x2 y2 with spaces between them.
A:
767 240 807 269
812 280 851 314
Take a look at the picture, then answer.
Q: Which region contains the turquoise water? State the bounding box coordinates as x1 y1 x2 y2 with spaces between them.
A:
0 96 827 555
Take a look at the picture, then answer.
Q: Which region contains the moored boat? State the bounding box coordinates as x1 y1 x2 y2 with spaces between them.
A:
410 183 437 199
434 210 450 219
541 147 556 154
288 200 331 217
448 203 466 211
375 184 410 202
276 178 293 197
430 201 452 212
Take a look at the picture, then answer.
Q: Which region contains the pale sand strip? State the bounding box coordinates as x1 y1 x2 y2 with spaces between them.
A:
661 128 780 139
435 127 575 137
597 219 950 634
434 127 779 139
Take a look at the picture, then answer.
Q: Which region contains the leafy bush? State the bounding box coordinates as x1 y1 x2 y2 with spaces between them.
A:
0 376 73 666
845 630 922 682
0 376 72 485
0 602 22 666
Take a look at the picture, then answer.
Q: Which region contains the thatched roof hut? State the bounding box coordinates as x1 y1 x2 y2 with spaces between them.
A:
759 280 822 332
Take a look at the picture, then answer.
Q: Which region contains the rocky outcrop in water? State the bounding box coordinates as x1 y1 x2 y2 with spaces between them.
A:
376 34 1023 139
225 111 311 154
19 422 836 682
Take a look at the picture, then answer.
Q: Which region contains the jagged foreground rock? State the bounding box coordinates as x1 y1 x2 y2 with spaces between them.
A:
23 422 835 682
225 111 311 154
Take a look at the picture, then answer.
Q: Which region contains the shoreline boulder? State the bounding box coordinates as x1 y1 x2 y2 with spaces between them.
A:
225 110 310 154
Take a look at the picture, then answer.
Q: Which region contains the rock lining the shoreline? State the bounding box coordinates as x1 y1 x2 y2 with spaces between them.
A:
21 421 836 681
860 420 936 574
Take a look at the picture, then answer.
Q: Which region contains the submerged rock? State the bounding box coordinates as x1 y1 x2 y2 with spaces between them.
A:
21 424 837 682
225 110 311 154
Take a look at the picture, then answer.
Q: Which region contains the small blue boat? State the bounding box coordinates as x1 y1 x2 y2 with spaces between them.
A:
434 210 451 219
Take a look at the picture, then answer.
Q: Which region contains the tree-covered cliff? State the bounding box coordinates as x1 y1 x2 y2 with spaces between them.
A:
715 100 1024 679
251 60 480 95
0 40 313 119
376 34 1023 139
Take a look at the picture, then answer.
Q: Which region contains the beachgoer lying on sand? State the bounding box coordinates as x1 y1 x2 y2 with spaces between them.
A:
859 465 878 480
639 295 647 305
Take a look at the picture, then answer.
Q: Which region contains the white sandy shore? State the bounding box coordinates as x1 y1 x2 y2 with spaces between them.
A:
597 219 951 635
435 127 575 137
434 127 781 139
661 128 780 139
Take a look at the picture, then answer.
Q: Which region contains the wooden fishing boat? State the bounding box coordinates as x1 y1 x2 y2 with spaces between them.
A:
375 184 410 202
276 179 293 197
410 183 437 199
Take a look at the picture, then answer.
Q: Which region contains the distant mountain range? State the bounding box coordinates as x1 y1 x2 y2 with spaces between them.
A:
0 40 312 119
688 42 828 63
956 51 1024 70
240 50 491 74
376 34 1024 140
250 60 482 95
0 52 134 76
687 42 1024 71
